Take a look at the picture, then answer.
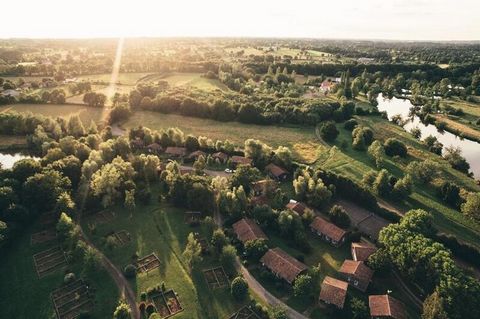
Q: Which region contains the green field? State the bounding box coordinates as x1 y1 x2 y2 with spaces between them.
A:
0 221 118 318
81 192 242 319
76 72 153 85
138 72 230 91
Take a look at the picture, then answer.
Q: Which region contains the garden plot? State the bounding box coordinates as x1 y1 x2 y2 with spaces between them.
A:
136 253 161 273
51 279 94 319
184 211 202 226
33 246 67 278
229 305 261 319
90 210 115 226
39 212 58 227
113 230 131 246
150 289 183 318
31 229 57 245
203 266 229 289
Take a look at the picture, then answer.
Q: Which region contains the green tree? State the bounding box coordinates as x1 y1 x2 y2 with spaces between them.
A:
211 229 227 253
113 299 131 319
318 121 339 142
329 205 351 228
293 274 314 297
350 297 369 319
422 290 448 319
183 233 202 271
230 276 248 300
461 192 480 222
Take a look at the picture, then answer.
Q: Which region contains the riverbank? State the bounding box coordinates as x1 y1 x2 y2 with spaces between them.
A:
432 114 480 144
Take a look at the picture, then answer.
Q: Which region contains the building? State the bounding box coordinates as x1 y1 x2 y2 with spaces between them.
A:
251 179 277 196
320 80 334 92
250 195 269 207
231 155 253 167
187 150 207 162
260 248 308 284
165 146 187 158
319 276 348 309
351 242 377 262
369 295 406 319
130 138 145 150
211 151 229 163
285 200 309 216
147 143 163 154
338 260 374 292
232 218 268 244
265 163 288 181
310 216 347 247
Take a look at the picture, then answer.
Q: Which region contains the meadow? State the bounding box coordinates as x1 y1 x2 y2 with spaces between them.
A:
137 72 230 91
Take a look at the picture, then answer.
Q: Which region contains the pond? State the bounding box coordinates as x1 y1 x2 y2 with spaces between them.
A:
376 94 480 178
0 151 39 169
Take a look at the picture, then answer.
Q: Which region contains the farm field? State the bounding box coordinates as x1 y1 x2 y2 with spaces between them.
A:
0 219 118 318
138 72 230 91
316 116 480 246
81 194 244 319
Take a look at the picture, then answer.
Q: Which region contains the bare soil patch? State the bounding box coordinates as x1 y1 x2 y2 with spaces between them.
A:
149 289 183 318
203 266 229 289
136 253 161 273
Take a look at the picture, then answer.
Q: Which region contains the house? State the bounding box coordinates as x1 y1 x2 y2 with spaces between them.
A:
147 143 163 154
319 276 348 309
310 216 347 247
130 138 145 150
338 260 374 292
251 179 277 196
351 242 377 262
285 200 309 216
165 146 187 158
187 150 207 162
260 248 308 284
180 167 194 175
320 80 334 92
250 195 269 207
265 163 288 181
232 218 268 244
212 152 229 163
369 295 406 319
231 156 252 167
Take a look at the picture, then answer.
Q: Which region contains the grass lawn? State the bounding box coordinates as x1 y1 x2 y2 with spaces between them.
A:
138 72 230 92
76 72 153 85
0 135 27 149
122 111 322 164
0 103 106 126
81 190 243 319
0 222 118 318
317 116 480 246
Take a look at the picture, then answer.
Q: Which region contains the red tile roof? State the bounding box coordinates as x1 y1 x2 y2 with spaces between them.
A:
260 248 308 284
319 276 348 308
188 150 206 159
232 218 268 243
351 242 377 262
310 216 346 242
265 163 288 177
231 156 252 165
147 143 163 152
250 195 269 206
165 146 187 156
286 201 308 216
252 179 277 194
369 295 406 319
339 260 374 284
212 152 229 161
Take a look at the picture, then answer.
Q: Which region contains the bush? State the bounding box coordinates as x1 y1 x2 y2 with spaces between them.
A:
344 119 358 131
329 205 351 228
145 303 156 317
384 138 407 157
124 264 137 278
318 121 339 142
64 272 76 284
231 276 248 300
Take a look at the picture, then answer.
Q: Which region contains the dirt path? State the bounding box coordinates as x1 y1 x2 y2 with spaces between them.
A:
391 270 423 310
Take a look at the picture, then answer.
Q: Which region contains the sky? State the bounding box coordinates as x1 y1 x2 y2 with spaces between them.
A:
2 0 479 41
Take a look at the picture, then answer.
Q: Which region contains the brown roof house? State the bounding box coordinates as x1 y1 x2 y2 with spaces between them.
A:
131 138 145 150
310 216 347 247
251 179 277 197
369 295 406 319
231 155 253 167
147 143 163 154
351 242 377 262
285 200 309 216
187 150 207 162
319 276 348 309
212 151 229 163
260 248 308 284
165 146 187 158
250 195 269 207
232 218 268 244
265 163 288 181
338 260 374 292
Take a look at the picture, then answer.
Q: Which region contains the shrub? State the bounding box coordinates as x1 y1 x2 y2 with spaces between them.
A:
64 272 76 284
124 264 137 278
145 303 156 316
231 276 248 300
384 138 407 157
344 119 358 131
318 121 339 142
138 302 146 314
329 205 351 228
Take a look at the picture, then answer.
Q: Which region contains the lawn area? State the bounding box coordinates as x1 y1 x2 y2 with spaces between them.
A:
0 135 27 149
81 191 243 319
0 221 118 318
138 72 230 92
317 115 480 247
122 111 322 164
76 72 153 85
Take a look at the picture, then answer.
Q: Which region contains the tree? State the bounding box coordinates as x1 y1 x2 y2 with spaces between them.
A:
57 212 75 239
329 205 351 228
422 290 448 319
293 274 314 297
113 300 131 319
23 169 71 212
193 155 206 174
373 169 392 197
211 229 227 253
350 297 369 319
392 174 413 200
220 244 237 275
270 306 288 319
183 233 202 271
400 209 435 237
443 146 470 174
407 160 439 184
67 115 85 137
318 121 339 142
437 181 461 208
244 239 269 261
230 276 248 300
461 193 480 222
231 165 260 193
82 245 101 275
367 140 384 168
0 220 9 249
384 138 407 157
124 189 136 212
244 139 272 167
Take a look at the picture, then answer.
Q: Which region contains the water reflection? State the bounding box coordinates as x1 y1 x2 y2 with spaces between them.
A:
0 151 39 169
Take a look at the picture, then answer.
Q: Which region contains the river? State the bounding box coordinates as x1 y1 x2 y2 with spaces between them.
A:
0 152 38 169
376 94 480 178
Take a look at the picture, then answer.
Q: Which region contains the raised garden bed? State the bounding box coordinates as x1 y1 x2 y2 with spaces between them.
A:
136 253 161 273
203 266 229 289
33 246 67 278
228 305 261 319
148 289 183 319
31 229 57 245
51 279 94 319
